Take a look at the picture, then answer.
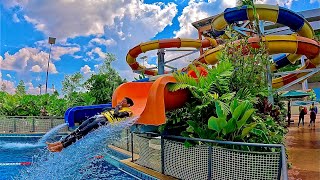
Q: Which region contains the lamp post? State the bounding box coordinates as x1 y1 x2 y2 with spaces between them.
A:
140 56 147 66
45 37 56 94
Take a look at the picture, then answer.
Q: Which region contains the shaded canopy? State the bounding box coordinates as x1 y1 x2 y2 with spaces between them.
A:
280 90 310 98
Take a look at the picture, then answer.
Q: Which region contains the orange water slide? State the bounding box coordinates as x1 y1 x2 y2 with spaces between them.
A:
112 76 189 125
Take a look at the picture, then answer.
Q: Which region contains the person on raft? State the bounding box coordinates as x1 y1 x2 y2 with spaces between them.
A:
46 97 134 152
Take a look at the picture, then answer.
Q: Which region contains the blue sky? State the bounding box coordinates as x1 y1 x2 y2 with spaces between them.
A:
0 0 319 95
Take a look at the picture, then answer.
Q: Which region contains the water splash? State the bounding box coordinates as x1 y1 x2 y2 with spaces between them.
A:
16 116 138 180
0 141 42 149
0 123 67 149
37 123 68 144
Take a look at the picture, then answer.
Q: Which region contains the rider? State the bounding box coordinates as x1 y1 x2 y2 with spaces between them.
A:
46 97 134 152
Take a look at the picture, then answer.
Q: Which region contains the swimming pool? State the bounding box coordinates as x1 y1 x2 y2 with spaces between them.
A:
0 135 139 180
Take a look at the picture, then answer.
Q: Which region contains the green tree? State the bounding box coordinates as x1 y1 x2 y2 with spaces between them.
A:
85 53 124 104
62 72 84 98
16 80 26 95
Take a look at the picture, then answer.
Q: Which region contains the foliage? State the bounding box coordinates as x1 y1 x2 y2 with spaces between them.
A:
0 92 67 116
218 32 270 95
308 89 316 101
276 63 300 73
134 72 146 81
164 18 287 151
16 80 26 96
0 53 126 116
62 72 84 98
84 53 125 104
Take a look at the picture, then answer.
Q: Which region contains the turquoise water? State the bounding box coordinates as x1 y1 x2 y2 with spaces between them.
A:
0 117 139 180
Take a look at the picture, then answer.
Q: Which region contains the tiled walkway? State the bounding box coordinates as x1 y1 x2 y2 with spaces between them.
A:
286 114 320 180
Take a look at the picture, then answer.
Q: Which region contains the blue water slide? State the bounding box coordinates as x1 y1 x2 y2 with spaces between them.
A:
65 103 112 128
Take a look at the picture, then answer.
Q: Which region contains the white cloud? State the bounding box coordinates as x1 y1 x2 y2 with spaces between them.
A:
0 48 58 73
13 13 20 23
31 65 42 72
73 55 83 59
24 15 47 33
89 38 117 47
310 0 320 3
80 65 93 75
4 1 178 80
6 74 12 78
9 1 178 40
0 71 16 94
51 46 80 60
87 47 106 59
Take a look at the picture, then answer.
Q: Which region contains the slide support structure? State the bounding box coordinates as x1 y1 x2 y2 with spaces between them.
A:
157 49 165 75
301 57 309 90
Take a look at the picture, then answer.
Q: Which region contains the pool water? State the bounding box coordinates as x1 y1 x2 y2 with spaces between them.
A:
0 136 138 180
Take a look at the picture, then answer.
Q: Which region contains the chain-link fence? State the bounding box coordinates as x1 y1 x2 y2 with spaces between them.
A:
0 116 68 133
119 132 288 180
161 135 288 180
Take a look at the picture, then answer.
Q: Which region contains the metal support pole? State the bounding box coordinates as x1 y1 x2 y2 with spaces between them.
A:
198 30 203 55
301 57 308 90
45 44 53 94
157 49 165 75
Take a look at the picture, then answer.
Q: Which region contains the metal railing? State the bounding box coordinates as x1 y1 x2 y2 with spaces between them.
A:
0 116 67 133
161 135 288 180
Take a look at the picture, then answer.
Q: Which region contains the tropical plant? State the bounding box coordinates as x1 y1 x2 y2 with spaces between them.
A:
169 61 234 109
134 72 146 81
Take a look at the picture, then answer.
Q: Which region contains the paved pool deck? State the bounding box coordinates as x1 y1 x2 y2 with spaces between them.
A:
286 114 320 180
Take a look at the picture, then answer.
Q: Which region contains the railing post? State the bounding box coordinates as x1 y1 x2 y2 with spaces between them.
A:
126 129 129 151
50 117 54 129
208 146 212 180
277 152 282 180
13 118 17 133
131 131 134 162
281 145 288 180
161 135 165 174
32 118 35 132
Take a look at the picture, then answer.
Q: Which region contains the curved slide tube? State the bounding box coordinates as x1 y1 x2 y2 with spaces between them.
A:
211 4 314 70
195 35 320 88
126 38 219 75
112 76 189 125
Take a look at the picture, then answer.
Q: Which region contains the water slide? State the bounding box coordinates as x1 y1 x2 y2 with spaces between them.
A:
126 38 219 75
111 4 319 126
204 4 320 88
65 4 319 127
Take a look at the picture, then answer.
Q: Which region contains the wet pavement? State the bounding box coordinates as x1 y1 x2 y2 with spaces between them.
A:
286 114 320 180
